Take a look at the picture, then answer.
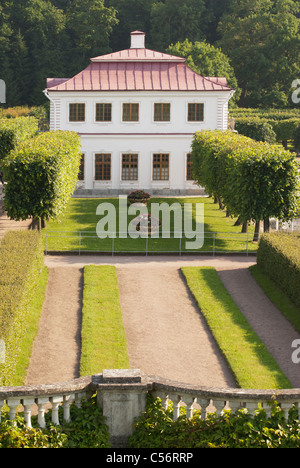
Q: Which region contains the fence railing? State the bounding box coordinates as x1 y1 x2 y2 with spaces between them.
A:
1 370 300 447
44 230 255 256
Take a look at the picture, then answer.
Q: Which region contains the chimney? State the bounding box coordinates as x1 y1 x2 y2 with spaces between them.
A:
130 31 145 49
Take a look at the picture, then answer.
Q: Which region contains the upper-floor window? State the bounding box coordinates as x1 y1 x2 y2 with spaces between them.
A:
96 103 112 122
122 103 139 122
154 103 170 122
188 103 204 122
69 103 85 122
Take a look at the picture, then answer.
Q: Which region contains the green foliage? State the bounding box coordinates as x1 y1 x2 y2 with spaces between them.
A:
257 232 300 309
234 117 277 143
0 116 38 160
181 266 291 389
166 39 240 105
0 230 44 385
0 395 110 448
294 124 300 153
191 130 299 225
3 130 81 223
129 394 300 448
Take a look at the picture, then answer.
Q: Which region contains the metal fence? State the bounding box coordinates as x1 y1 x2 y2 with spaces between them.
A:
44 230 255 256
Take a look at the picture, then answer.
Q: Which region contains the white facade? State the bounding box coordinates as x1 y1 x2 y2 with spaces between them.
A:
45 32 234 196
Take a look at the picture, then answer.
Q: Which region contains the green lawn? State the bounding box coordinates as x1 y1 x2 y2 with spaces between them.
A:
43 197 257 254
80 265 129 376
181 266 291 390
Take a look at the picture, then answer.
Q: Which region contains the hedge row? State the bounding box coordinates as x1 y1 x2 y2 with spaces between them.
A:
3 130 81 225
0 117 39 160
191 130 299 227
0 230 44 386
230 109 300 146
257 232 300 309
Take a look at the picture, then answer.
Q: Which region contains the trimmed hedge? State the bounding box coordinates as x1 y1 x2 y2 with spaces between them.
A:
234 117 277 143
191 130 299 226
0 230 44 386
3 130 81 224
0 117 38 160
257 232 300 309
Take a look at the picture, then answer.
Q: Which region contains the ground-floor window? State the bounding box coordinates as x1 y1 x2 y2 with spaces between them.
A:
153 153 169 181
186 153 193 181
122 153 138 180
95 153 111 180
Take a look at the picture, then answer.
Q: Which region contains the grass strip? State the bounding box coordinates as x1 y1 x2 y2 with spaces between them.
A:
181 266 291 390
14 266 49 385
249 264 300 334
80 265 129 376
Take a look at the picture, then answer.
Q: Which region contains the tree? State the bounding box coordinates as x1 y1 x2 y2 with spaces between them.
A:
167 39 240 105
150 0 207 51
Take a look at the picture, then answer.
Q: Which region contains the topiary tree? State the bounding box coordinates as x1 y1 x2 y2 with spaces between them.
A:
2 130 81 230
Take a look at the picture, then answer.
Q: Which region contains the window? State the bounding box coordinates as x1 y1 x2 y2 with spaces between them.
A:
69 103 85 122
122 103 139 122
154 103 170 122
122 154 138 180
96 103 112 122
187 103 204 122
95 153 111 181
78 154 85 181
153 154 169 181
186 153 193 181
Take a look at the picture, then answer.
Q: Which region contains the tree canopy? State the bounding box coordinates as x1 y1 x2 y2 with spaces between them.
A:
0 0 299 108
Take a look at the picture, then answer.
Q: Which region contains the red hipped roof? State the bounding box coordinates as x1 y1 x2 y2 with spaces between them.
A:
46 44 232 92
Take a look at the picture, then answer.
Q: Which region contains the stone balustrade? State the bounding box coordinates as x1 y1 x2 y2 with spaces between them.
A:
1 370 300 447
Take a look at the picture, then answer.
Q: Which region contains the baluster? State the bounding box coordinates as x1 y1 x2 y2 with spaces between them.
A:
74 392 85 408
184 396 196 419
50 396 63 425
7 398 21 425
63 394 75 423
228 399 243 415
35 397 50 428
197 398 210 419
172 395 181 421
21 398 35 428
245 401 259 417
279 402 292 420
213 399 226 416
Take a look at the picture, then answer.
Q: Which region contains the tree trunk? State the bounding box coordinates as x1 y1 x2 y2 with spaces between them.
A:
241 221 248 233
31 217 41 231
263 218 270 232
253 220 261 242
218 197 224 210
234 216 242 226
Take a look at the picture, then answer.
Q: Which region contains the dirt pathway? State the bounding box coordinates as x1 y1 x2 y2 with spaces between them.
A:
117 266 236 387
218 269 300 388
25 267 83 385
32 255 300 388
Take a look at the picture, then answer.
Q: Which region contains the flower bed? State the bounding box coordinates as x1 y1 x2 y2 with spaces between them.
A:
132 213 161 233
127 190 151 205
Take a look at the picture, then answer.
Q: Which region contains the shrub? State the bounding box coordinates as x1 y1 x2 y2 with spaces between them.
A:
0 395 110 448
294 124 300 154
3 130 81 227
234 117 277 144
129 394 300 448
257 232 300 309
0 230 44 385
0 117 38 160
